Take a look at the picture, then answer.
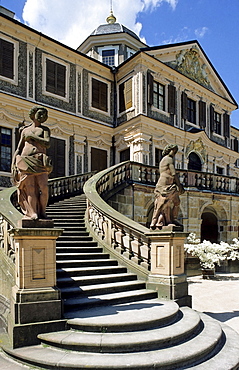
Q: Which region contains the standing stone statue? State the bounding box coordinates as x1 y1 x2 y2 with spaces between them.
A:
11 106 52 220
150 144 184 230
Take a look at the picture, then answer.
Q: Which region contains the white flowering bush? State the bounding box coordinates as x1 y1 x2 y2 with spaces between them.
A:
184 233 239 269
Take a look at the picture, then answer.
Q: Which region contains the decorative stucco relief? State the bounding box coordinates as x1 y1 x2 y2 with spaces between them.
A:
186 137 206 162
168 46 213 91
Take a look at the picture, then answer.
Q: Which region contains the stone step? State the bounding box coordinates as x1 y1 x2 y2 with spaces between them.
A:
5 307 233 370
56 246 103 254
58 235 93 241
63 289 158 311
57 272 137 287
56 259 118 268
56 265 128 277
56 253 110 261
60 280 146 298
38 306 198 352
54 221 86 227
56 240 98 247
59 230 88 235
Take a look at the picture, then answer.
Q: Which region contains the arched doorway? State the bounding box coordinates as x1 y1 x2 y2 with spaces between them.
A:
201 211 218 243
188 152 202 171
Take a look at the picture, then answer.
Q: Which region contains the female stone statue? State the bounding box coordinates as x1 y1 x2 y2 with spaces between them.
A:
12 106 52 220
150 144 184 229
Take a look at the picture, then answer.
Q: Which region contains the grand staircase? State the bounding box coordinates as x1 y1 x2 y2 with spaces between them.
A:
3 195 239 369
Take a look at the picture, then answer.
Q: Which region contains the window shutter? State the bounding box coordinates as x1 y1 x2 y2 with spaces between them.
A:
92 78 99 108
181 91 187 120
119 79 132 113
223 113 230 137
0 39 14 79
100 81 108 111
210 105 215 132
57 63 66 97
168 85 176 114
199 100 206 128
119 83 125 113
46 59 66 97
234 138 239 153
147 71 153 105
46 59 56 93
92 78 107 112
125 79 132 110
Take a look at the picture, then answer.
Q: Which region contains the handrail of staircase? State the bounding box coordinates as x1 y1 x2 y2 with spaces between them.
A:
48 171 97 203
0 171 96 263
84 162 157 275
84 160 239 275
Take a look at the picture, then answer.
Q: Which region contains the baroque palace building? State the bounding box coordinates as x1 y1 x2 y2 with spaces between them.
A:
1 6 239 246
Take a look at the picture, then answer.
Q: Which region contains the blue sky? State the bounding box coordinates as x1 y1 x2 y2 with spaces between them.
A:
1 0 239 127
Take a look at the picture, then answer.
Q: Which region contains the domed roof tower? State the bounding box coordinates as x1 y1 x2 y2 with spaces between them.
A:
77 10 147 67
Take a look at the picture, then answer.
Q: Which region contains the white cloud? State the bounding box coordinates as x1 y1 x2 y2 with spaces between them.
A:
195 27 209 38
162 26 190 44
22 0 179 48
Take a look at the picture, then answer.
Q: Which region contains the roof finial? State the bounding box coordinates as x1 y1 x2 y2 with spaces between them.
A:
106 0 116 24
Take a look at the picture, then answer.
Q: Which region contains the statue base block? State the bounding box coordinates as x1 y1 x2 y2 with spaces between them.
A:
19 219 54 228
9 286 66 348
147 274 192 307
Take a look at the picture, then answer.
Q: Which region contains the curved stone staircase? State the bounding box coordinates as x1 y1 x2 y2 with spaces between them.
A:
3 195 239 369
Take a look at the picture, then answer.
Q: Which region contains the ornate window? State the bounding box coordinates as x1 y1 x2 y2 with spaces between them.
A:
0 127 12 172
153 81 165 111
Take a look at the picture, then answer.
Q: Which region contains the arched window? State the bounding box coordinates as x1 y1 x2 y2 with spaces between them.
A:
188 152 202 171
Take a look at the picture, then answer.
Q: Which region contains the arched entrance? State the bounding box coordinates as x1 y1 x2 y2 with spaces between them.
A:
201 211 218 243
188 152 202 171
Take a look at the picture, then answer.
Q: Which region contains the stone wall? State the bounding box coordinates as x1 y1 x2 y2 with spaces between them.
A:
108 184 239 242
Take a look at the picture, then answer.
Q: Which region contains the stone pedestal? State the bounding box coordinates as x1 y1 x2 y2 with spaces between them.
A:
8 227 66 348
146 229 192 307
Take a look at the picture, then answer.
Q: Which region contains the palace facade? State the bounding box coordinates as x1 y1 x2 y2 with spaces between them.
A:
1 6 239 246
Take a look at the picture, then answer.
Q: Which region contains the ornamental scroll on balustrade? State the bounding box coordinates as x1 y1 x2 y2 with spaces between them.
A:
0 216 16 262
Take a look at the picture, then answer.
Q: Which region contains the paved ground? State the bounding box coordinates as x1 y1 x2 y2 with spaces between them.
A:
0 272 238 369
188 272 239 334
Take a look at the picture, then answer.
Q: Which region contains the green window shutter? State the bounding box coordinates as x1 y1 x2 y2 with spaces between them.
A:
181 91 187 120
168 85 176 114
199 100 206 128
223 113 230 137
0 39 14 79
210 105 215 132
46 59 66 97
92 78 108 112
147 71 153 105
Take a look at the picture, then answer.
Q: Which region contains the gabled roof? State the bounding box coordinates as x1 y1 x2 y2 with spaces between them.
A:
141 40 238 107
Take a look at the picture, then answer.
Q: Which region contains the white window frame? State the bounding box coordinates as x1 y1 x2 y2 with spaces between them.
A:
42 54 69 102
0 35 19 85
98 46 119 66
89 74 111 116
213 110 224 138
151 79 170 117
127 47 136 59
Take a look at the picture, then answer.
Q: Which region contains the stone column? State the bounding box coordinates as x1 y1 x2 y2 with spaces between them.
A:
8 225 66 348
146 229 192 307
